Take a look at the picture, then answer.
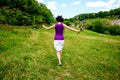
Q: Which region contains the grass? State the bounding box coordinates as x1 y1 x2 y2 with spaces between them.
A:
0 24 120 80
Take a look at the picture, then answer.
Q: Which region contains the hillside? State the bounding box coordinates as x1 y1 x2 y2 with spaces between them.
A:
0 25 120 80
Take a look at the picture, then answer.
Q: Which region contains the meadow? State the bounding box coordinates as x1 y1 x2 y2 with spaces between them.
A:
0 25 120 80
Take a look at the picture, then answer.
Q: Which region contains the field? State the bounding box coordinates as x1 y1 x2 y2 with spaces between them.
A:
0 25 120 80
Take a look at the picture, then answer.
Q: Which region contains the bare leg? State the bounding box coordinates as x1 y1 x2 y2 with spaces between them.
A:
56 51 62 65
60 50 62 55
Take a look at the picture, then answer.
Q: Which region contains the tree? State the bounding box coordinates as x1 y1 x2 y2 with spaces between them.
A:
0 0 55 25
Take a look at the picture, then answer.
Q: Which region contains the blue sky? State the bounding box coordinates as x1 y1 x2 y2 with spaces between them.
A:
36 0 120 18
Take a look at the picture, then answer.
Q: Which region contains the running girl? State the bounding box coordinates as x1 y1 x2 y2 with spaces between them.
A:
42 16 83 66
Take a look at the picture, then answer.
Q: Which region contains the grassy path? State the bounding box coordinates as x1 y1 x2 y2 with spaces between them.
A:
0 25 120 80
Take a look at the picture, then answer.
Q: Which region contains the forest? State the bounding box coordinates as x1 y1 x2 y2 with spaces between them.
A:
0 0 55 26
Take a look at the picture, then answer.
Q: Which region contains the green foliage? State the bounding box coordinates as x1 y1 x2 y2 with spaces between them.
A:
64 20 71 26
87 19 106 33
109 8 120 15
87 19 120 35
118 15 120 18
0 0 55 25
64 18 77 26
74 8 120 21
108 25 120 35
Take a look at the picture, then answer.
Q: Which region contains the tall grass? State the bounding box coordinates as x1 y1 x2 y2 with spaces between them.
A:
0 25 120 80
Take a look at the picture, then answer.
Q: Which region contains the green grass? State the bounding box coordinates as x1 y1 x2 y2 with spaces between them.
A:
0 25 120 80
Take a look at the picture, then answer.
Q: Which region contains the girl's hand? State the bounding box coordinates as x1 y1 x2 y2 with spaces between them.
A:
42 24 55 30
42 25 45 27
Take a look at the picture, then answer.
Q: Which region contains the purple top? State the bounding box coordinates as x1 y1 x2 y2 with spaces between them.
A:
54 23 64 40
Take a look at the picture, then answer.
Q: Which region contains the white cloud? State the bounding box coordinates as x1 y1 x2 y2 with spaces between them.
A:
108 0 116 5
107 0 117 8
86 0 119 8
36 0 44 3
46 1 57 16
73 1 81 5
86 1 107 7
62 4 67 8
46 1 57 11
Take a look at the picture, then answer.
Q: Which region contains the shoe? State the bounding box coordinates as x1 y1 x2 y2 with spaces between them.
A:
58 63 62 66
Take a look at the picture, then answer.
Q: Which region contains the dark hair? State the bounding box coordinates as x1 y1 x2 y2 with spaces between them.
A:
56 16 64 22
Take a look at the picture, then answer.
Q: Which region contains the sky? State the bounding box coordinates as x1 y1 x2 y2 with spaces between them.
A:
36 0 120 18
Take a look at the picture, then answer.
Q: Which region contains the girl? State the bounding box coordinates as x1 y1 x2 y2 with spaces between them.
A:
42 16 83 66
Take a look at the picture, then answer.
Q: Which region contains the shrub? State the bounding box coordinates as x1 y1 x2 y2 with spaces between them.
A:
87 19 107 33
64 21 71 26
87 19 120 35
103 30 110 35
108 25 120 35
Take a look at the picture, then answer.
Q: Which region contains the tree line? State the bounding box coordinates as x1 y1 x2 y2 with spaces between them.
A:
74 8 120 21
0 0 55 26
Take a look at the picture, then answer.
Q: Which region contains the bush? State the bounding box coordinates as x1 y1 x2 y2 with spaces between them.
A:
108 25 120 35
87 19 107 33
64 21 71 26
87 19 120 35
103 30 110 35
0 8 46 26
0 1 55 26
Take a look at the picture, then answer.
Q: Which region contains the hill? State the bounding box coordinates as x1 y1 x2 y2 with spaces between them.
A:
0 25 120 80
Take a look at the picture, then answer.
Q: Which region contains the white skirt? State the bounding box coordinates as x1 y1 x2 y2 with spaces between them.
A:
54 40 64 51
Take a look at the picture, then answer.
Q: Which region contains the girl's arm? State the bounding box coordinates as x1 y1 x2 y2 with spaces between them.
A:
63 24 81 32
42 24 55 30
